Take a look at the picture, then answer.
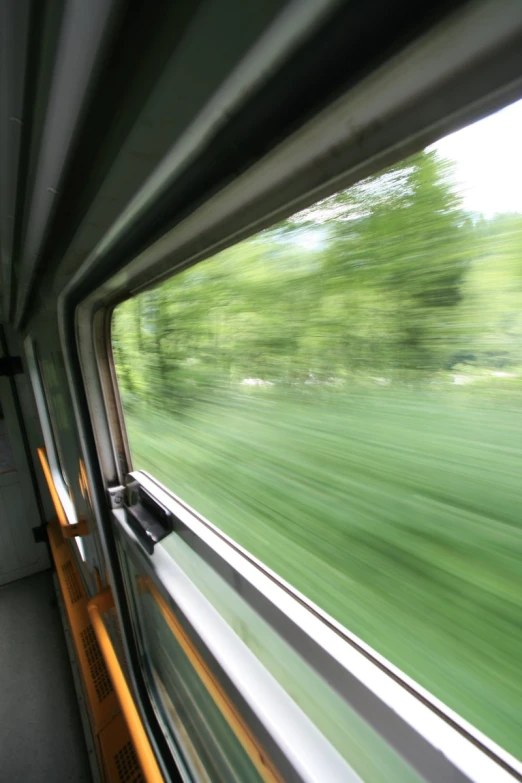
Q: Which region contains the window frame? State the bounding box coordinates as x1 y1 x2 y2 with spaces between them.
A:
87 149 522 783
25 338 81 529
35 348 72 488
62 3 522 779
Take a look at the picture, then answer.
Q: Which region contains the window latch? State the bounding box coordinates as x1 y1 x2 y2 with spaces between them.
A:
112 477 174 554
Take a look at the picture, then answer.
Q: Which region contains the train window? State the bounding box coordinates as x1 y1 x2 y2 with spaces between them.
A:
25 339 86 559
112 98 522 761
37 352 72 489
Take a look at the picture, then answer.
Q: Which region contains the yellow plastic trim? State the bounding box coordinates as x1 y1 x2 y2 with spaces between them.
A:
47 518 149 781
144 579 282 783
88 589 164 783
37 446 89 537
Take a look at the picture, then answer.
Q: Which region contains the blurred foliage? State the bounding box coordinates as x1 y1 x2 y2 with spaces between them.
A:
113 149 522 405
113 147 522 762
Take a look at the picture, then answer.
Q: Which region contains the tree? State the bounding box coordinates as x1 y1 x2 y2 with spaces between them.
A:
114 147 522 406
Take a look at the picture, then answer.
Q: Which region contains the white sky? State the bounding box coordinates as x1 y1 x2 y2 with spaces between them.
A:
296 98 522 248
432 97 522 216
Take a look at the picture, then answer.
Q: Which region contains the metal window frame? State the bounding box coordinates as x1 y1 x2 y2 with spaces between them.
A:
57 1 522 779
25 336 82 533
31 343 72 489
57 303 184 783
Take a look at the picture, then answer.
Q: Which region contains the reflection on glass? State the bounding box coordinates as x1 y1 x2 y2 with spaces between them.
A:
38 350 73 487
165 534 422 783
123 552 268 783
113 100 522 761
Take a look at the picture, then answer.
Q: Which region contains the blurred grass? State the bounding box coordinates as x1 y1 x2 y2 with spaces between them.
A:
125 388 522 760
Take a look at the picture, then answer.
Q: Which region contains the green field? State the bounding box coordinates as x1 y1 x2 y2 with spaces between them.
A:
125 388 522 762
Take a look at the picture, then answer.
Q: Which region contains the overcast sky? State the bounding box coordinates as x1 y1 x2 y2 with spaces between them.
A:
432 97 522 216
296 98 522 249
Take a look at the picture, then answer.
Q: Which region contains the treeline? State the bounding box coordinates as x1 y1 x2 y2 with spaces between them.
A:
113 149 522 410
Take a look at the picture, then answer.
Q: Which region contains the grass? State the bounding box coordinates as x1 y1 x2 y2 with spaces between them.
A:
124 387 522 762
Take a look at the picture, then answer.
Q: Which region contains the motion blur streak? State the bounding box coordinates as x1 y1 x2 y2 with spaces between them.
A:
113 118 522 762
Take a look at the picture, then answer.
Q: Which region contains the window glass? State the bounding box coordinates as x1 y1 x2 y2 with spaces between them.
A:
121 529 422 783
38 351 73 486
112 98 522 760
120 541 271 783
